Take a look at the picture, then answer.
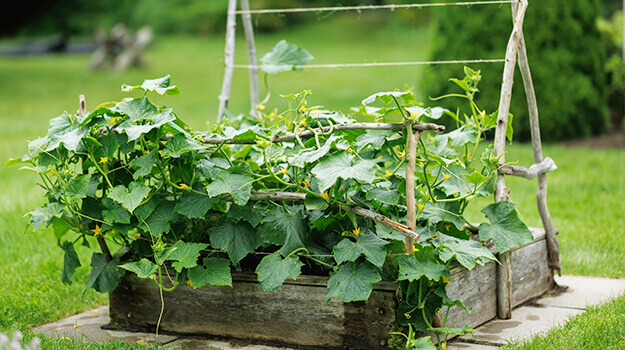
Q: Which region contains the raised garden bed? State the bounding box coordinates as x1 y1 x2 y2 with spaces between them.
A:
109 227 552 349
11 70 559 350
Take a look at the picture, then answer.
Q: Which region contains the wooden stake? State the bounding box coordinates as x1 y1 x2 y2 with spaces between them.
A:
217 0 238 122
404 122 422 254
78 94 113 263
512 0 561 276
244 191 420 241
240 0 260 116
494 0 527 320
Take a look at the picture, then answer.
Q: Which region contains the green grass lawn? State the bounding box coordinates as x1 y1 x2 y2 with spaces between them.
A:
501 294 625 350
1 11 624 350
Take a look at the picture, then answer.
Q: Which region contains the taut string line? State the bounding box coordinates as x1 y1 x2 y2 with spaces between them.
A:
232 1 515 15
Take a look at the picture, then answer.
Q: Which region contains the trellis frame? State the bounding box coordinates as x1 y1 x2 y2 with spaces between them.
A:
216 0 560 320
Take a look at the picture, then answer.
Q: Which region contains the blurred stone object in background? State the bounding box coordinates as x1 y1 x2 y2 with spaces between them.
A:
90 24 152 71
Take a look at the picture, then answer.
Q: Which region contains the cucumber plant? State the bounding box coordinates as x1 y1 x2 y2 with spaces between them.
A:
9 67 532 350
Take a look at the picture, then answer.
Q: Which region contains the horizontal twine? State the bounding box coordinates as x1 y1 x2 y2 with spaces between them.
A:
232 1 515 15
231 59 505 70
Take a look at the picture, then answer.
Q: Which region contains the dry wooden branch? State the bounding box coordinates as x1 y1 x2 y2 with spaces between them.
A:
404 122 423 254
498 157 557 180
77 94 113 263
338 205 420 242
247 191 420 241
240 0 260 116
512 0 561 276
494 0 528 320
217 0 238 122
201 122 444 145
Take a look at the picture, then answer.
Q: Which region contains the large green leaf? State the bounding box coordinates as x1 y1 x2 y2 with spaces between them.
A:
260 40 314 75
289 142 332 168
115 109 176 141
206 171 253 206
478 201 533 254
128 152 156 179
108 182 150 213
397 249 449 282
121 75 180 96
119 259 158 279
438 237 497 270
60 241 81 285
311 152 376 192
66 174 91 200
421 200 465 231
222 125 267 141
258 206 309 256
365 187 400 206
187 257 232 288
141 201 179 236
167 241 209 272
45 112 89 152
92 133 119 161
174 191 217 219
163 133 204 158
440 125 478 148
113 97 158 122
227 203 265 227
361 91 415 105
102 203 131 224
255 252 303 292
83 253 124 294
27 202 65 231
437 165 473 198
354 130 392 152
325 261 381 303
208 220 261 264
333 233 389 268
375 222 406 241
410 337 438 350
397 279 444 330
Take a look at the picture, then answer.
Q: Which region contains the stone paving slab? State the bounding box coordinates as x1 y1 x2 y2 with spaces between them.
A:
539 275 625 309
165 338 295 350
446 342 498 350
33 306 178 346
457 304 584 346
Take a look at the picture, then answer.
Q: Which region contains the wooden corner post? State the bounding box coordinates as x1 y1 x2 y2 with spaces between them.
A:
494 0 528 319
511 0 561 276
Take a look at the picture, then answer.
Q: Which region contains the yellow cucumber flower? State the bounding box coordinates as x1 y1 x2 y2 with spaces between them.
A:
91 225 102 237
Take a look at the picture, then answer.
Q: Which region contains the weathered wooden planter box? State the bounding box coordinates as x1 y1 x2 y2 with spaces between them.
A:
109 228 553 349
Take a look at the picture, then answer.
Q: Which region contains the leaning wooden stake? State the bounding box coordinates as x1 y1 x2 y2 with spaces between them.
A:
494 0 528 320
404 121 422 254
512 0 561 276
240 0 260 116
245 192 420 241
78 95 113 263
217 0 238 122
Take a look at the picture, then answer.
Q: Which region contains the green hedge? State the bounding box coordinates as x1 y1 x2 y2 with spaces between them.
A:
422 0 608 142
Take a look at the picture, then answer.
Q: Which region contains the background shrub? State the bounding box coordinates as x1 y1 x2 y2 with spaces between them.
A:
421 0 608 142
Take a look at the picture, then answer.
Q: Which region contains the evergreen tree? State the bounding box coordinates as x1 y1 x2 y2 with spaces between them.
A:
422 0 608 141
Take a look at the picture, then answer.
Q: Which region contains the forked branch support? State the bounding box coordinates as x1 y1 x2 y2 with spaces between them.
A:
498 157 557 180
